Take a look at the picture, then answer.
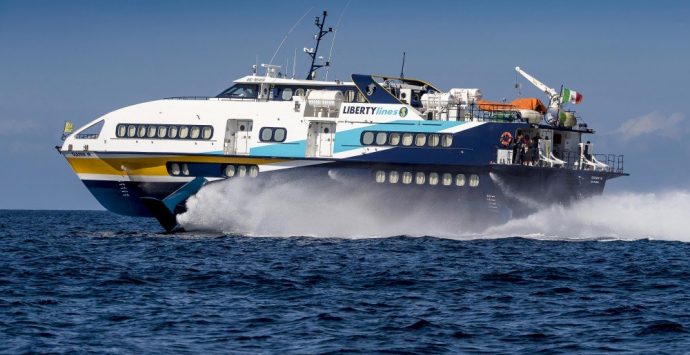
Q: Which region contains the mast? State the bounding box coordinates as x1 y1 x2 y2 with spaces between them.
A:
305 11 332 80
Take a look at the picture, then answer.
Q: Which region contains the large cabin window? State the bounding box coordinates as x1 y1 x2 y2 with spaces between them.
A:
216 84 258 99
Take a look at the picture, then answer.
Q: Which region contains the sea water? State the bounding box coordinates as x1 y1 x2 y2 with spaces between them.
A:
2 188 690 353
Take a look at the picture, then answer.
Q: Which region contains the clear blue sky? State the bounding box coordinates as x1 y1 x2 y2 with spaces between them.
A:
1 0 688 210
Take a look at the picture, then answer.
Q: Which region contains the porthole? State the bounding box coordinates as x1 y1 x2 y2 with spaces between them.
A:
469 174 480 187
389 132 401 145
137 125 147 138
260 128 273 141
170 163 181 176
116 124 126 137
415 172 425 185
179 126 189 139
375 170 386 183
127 125 136 137
375 132 387 145
238 165 247 177
249 166 259 178
274 128 286 142
168 126 178 139
324 127 330 134
157 125 168 138
442 173 452 186
147 125 157 138
202 126 213 139
402 172 412 184
441 134 453 147
388 171 399 183
429 172 439 185
181 163 190 176
362 131 375 145
190 126 201 139
415 133 427 147
281 88 293 101
456 174 466 186
224 165 236 177
428 134 440 147
402 133 413 146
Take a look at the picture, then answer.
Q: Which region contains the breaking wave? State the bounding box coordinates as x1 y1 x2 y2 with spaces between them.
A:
177 177 690 242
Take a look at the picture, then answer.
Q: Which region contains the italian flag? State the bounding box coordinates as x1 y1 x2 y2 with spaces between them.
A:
561 88 582 104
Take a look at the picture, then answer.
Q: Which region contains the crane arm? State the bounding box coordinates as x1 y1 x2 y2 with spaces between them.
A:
515 66 558 99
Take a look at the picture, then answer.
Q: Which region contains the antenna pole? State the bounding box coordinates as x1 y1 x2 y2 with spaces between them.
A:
400 52 406 79
305 11 332 80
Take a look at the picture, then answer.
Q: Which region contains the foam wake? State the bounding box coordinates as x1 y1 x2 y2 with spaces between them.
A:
177 177 690 241
485 190 690 242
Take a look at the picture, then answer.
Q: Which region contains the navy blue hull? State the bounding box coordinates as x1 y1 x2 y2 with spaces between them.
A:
81 161 620 231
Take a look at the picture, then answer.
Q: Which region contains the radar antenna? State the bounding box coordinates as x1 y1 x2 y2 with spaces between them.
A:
400 52 406 79
305 11 332 80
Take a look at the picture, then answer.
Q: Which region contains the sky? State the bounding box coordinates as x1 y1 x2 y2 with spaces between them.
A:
0 0 689 210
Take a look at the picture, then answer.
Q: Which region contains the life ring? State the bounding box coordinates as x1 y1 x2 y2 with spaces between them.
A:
500 131 513 147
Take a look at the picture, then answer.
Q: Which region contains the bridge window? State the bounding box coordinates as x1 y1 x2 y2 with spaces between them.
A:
127 124 136 137
116 124 126 138
157 126 168 138
295 88 305 97
389 132 401 145
147 125 157 138
137 125 147 138
168 126 178 138
216 84 258 99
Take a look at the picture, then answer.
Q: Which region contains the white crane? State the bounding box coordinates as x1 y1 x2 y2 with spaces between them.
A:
514 66 560 109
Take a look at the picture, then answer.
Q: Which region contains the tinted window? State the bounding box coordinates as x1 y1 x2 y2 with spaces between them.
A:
375 132 387 145
260 128 273 142
274 128 286 142
202 126 213 139
190 126 200 139
362 131 375 145
217 84 258 99
179 126 189 139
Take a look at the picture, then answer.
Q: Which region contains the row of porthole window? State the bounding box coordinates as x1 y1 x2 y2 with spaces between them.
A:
374 170 479 187
362 131 453 148
116 124 213 140
224 164 259 178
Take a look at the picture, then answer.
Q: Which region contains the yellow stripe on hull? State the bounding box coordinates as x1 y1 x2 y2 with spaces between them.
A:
64 154 289 176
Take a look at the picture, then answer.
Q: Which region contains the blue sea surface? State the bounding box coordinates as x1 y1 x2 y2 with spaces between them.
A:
1 210 690 353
